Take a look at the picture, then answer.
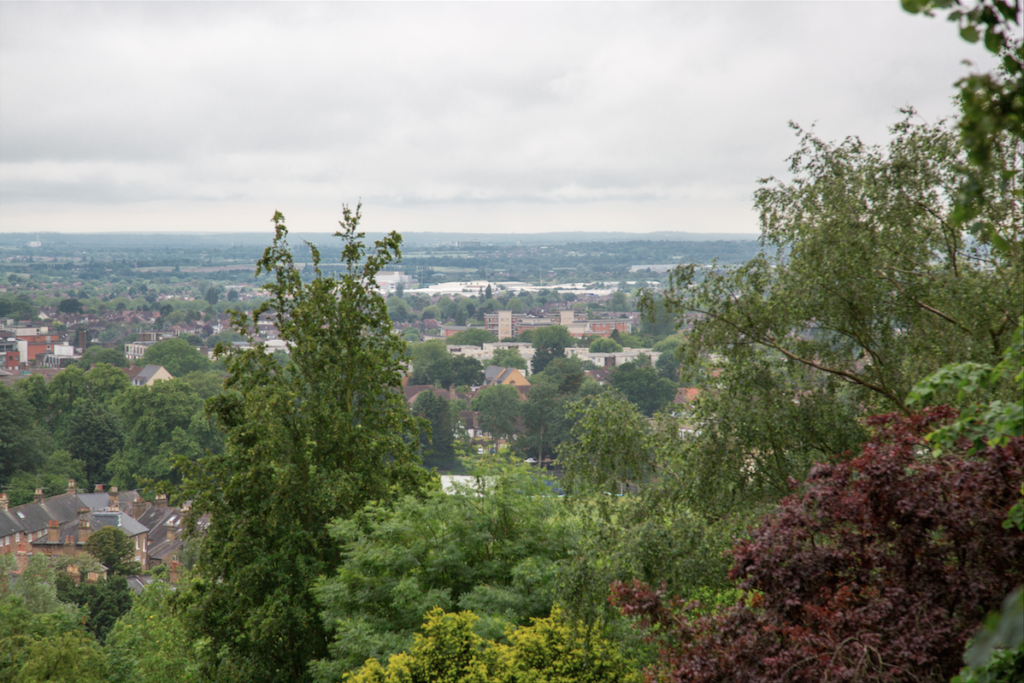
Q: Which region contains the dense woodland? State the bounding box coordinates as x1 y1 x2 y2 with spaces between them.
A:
2 3 1023 682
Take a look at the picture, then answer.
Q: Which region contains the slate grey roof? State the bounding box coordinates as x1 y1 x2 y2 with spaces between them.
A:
92 512 148 537
3 488 149 543
133 364 167 385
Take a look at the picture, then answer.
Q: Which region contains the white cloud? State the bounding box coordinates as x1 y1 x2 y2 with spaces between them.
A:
0 1 998 234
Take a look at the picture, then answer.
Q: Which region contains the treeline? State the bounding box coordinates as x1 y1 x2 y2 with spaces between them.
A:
1 340 226 504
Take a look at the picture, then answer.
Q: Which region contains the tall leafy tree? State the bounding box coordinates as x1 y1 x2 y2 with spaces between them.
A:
489 347 528 372
175 208 428 683
140 338 211 377
107 381 206 488
106 581 199 683
472 384 522 442
66 401 123 484
530 325 574 374
85 527 142 577
0 384 51 484
608 361 677 417
413 390 457 470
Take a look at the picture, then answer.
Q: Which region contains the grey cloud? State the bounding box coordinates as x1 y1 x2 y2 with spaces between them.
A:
0 1 999 232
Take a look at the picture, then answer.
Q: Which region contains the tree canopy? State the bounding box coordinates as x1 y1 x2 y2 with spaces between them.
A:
176 207 430 682
140 338 211 377
446 328 499 346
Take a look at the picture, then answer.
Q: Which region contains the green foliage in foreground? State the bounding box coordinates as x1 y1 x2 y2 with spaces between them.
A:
313 460 573 674
344 608 640 683
106 581 200 683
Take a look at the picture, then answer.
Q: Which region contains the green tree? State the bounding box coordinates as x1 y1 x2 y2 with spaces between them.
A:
75 346 128 370
106 580 200 683
446 328 499 346
588 337 623 353
413 390 458 470
56 575 134 643
178 370 226 400
530 326 574 374
608 361 677 417
654 112 1021 417
56 298 83 314
518 383 569 466
610 291 629 311
66 401 123 483
472 384 522 441
485 284 493 299
901 0 1022 245
313 461 572 675
85 527 141 577
13 630 108 683
140 338 211 377
107 380 206 488
204 287 219 306
489 347 527 372
175 208 428 683
0 384 51 484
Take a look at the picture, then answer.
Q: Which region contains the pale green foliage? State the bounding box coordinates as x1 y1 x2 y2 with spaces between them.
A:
653 112 1021 415
557 393 745 621
909 317 1023 455
15 555 73 616
106 580 200 683
13 630 107 683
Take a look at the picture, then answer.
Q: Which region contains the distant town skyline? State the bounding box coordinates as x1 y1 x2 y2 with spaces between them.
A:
0 2 997 235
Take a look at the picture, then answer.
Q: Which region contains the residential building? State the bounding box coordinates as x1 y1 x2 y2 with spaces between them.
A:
0 326 61 366
0 338 19 372
125 331 161 362
126 364 174 386
483 310 632 339
481 365 530 390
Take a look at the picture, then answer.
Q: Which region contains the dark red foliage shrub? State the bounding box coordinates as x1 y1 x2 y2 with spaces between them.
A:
611 408 1024 683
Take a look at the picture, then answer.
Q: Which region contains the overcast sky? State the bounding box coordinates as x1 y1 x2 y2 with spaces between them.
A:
0 1 998 236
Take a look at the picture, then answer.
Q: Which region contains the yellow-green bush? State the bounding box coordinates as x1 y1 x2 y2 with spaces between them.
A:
343 607 639 683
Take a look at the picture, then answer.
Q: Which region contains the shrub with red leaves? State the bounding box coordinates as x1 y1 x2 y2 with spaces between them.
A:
611 407 1024 683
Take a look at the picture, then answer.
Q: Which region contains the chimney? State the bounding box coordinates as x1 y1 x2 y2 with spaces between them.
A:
94 484 104 493
131 497 147 520
34 488 44 503
78 512 91 545
169 560 181 584
0 493 7 512
67 564 81 585
47 519 60 543
15 543 29 573
66 479 76 496
86 572 99 584
155 494 168 509
108 487 119 512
